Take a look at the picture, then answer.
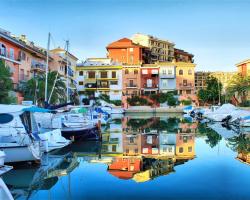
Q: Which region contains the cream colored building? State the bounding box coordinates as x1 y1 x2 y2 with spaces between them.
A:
131 33 175 63
76 58 123 102
210 71 237 93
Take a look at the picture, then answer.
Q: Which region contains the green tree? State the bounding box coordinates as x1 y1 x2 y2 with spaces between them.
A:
198 76 223 104
226 74 250 103
20 71 66 105
0 60 14 103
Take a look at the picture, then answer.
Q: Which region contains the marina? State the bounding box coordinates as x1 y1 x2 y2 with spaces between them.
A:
0 113 250 199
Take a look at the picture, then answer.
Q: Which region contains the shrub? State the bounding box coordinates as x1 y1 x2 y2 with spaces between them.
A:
181 99 192 105
240 100 250 107
127 95 149 106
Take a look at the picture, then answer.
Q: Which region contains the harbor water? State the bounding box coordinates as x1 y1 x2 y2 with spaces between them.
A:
3 113 250 200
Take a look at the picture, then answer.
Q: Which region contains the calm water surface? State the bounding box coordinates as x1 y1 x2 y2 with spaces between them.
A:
3 114 250 200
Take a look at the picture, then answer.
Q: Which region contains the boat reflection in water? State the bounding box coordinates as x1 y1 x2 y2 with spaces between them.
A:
2 152 79 199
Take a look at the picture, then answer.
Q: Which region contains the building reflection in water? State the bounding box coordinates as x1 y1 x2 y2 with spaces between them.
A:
104 116 197 182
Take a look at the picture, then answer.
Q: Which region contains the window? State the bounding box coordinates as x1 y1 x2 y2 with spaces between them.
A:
110 81 118 85
0 43 6 56
188 146 192 152
163 79 168 87
88 71 95 78
79 71 83 76
186 90 192 94
0 113 14 124
129 48 134 52
112 71 116 78
125 69 129 74
162 69 166 74
135 149 138 154
134 69 138 74
179 90 182 95
129 55 134 63
179 69 183 75
183 80 187 86
79 81 83 85
129 137 135 143
179 147 184 153
10 48 14 59
142 69 148 74
112 145 117 152
188 69 192 75
168 69 172 75
129 80 134 87
100 71 108 78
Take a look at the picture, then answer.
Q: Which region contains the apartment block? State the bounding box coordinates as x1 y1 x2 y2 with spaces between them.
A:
210 71 237 93
131 33 175 62
76 58 123 102
174 48 194 63
236 59 250 76
194 71 211 92
106 38 149 65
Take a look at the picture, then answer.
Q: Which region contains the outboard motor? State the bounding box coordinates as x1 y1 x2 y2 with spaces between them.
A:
222 115 232 124
190 110 196 118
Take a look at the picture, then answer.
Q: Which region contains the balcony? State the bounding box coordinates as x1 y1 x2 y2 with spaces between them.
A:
31 60 46 71
126 84 137 88
143 83 158 89
0 50 21 64
179 83 193 89
160 74 175 79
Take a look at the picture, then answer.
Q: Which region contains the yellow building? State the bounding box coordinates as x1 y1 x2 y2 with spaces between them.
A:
210 71 237 93
76 58 123 102
175 61 197 102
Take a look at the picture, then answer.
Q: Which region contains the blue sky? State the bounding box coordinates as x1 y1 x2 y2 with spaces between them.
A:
1 0 250 71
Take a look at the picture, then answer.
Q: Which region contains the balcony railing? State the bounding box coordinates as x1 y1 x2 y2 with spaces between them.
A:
143 84 158 89
126 84 137 88
0 49 21 64
179 83 193 89
31 60 46 71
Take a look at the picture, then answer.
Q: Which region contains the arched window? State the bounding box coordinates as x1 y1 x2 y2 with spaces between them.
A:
188 69 192 75
0 43 7 56
125 69 129 74
179 69 183 75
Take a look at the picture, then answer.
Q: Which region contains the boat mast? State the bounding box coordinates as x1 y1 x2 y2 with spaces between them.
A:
45 32 51 104
66 40 70 103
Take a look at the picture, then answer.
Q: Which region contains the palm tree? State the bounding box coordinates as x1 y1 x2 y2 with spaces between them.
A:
226 74 250 103
20 71 66 106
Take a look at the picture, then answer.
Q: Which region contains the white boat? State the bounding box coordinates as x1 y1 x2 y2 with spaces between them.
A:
99 100 125 114
204 104 236 122
0 150 14 200
35 111 99 140
38 129 71 152
0 105 41 163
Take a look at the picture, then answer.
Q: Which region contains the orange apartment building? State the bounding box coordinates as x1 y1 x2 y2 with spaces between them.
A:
106 38 149 65
0 29 49 103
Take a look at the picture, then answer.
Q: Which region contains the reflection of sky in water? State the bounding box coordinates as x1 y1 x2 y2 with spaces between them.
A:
5 116 250 200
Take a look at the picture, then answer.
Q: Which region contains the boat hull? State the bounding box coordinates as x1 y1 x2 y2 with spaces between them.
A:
0 145 40 163
61 126 99 141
